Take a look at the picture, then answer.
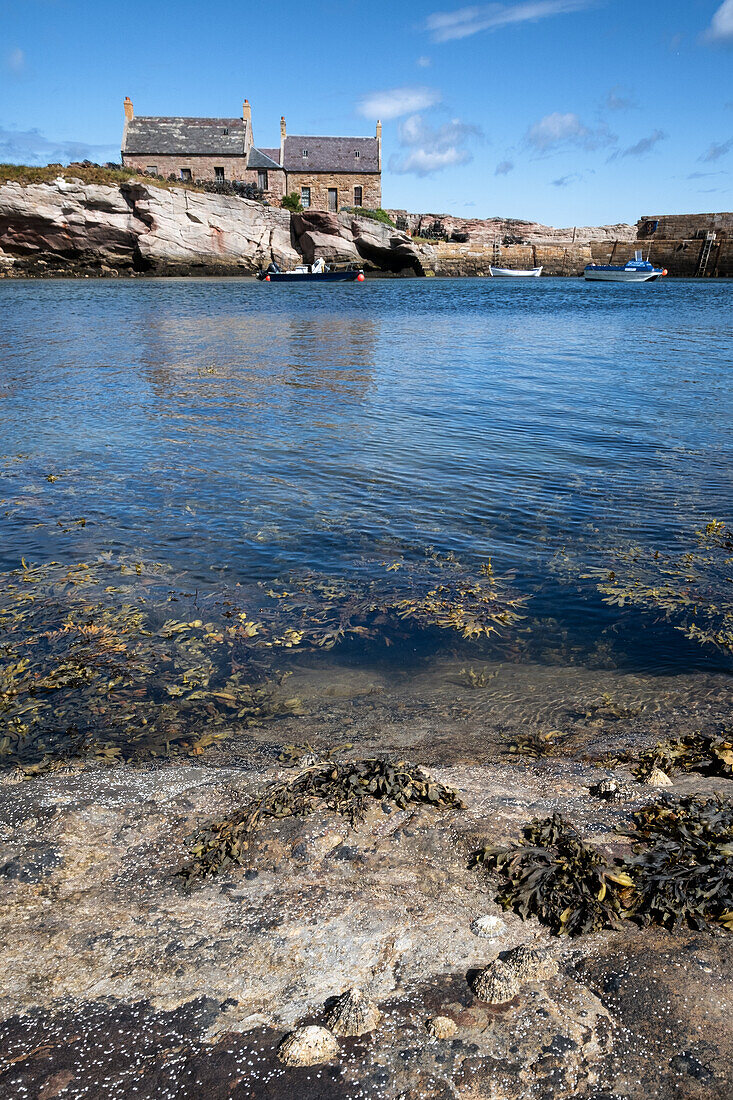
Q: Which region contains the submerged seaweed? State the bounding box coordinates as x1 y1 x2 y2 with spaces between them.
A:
0 547 528 775
252 552 527 651
472 814 634 936
184 757 464 880
626 797 733 931
581 521 733 656
0 557 301 774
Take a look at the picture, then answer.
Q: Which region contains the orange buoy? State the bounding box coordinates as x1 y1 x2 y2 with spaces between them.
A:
357 272 365 282
662 269 668 276
265 275 271 281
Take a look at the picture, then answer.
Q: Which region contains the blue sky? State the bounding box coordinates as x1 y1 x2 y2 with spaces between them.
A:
1 0 732 225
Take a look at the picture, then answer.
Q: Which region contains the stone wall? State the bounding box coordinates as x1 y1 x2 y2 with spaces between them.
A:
638 211 733 240
433 241 592 276
285 172 381 212
121 156 286 205
122 154 250 182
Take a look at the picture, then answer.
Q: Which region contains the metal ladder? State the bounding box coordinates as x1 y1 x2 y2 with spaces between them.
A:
492 236 501 264
696 232 716 277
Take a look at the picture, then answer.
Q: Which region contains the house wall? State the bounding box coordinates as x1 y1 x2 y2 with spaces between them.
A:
121 154 286 202
122 154 249 180
285 172 381 211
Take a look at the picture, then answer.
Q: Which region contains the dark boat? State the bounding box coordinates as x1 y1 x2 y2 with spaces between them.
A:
257 259 364 283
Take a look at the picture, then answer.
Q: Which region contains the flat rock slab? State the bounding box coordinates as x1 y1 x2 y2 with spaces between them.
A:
0 761 731 1098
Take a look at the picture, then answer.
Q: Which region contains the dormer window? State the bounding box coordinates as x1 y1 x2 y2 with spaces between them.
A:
354 150 360 158
302 149 308 157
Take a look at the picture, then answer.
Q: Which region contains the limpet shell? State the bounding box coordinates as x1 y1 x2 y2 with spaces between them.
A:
426 1015 457 1039
503 944 559 981
644 767 673 787
472 960 520 1004
470 914 506 938
277 1025 339 1066
325 987 381 1037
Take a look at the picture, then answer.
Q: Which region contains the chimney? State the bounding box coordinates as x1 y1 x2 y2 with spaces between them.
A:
376 119 382 171
280 116 287 166
242 99 253 151
124 96 134 122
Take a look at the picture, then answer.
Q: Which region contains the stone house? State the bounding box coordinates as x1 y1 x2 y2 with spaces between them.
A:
121 98 381 211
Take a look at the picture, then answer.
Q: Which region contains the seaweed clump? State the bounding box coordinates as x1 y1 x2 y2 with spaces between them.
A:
472 814 634 936
629 729 733 782
184 757 464 881
627 797 733 931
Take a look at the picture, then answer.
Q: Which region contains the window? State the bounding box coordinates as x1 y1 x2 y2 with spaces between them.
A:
354 186 363 207
223 127 229 135
300 186 311 209
258 169 268 191
180 168 192 182
328 188 338 213
146 165 158 176
354 150 360 159
214 167 225 182
302 149 309 158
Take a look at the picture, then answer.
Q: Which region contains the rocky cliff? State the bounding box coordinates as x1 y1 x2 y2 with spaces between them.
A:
3 178 730 278
0 177 435 277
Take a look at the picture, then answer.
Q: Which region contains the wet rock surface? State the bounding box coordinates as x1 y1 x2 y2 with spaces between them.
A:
0 744 730 1098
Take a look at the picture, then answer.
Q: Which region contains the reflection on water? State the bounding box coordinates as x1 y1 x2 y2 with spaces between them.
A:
0 276 731 766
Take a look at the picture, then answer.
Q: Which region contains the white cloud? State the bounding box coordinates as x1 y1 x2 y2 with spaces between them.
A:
417 56 432 67
700 136 733 162
526 111 615 152
703 0 733 44
6 47 25 72
0 125 119 166
617 129 667 158
357 86 441 120
495 159 514 175
389 113 482 176
426 1 595 43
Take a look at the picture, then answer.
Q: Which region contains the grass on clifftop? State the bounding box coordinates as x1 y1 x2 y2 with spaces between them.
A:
347 207 396 227
1 162 214 194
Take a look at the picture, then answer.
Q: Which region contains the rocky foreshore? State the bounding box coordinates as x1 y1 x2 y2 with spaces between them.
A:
1 731 731 1099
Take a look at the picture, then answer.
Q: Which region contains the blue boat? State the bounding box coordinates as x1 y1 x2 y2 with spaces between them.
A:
584 250 667 283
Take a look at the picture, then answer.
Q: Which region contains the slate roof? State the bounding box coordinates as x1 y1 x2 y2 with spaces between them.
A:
247 147 282 170
259 147 282 165
283 135 379 173
123 117 248 156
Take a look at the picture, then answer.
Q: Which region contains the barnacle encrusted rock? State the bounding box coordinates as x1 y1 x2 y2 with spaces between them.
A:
589 778 634 802
470 913 507 938
503 944 559 981
277 1025 339 1066
472 960 520 1004
325 987 381 1037
643 767 673 788
426 1015 457 1039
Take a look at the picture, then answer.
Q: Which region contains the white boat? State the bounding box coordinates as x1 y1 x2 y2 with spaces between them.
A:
490 266 542 277
584 251 666 283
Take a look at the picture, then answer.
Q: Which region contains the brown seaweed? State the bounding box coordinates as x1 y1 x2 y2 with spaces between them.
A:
184 757 464 881
471 814 634 936
626 796 733 931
